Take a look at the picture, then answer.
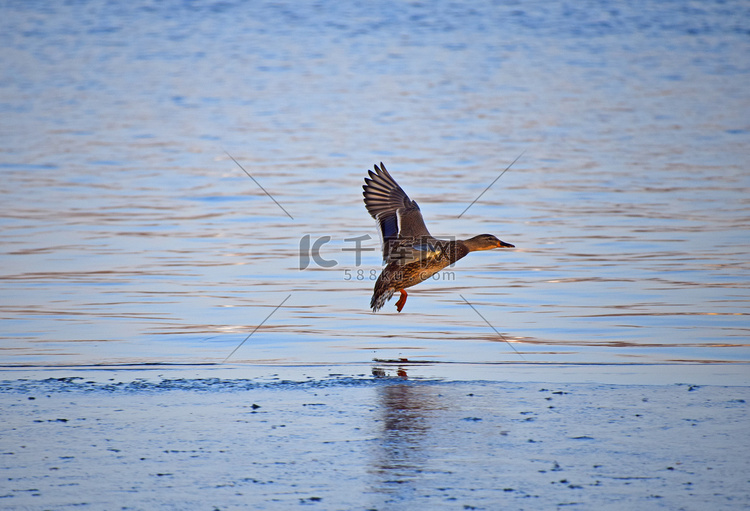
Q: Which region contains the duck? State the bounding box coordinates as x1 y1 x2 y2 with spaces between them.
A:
363 162 514 312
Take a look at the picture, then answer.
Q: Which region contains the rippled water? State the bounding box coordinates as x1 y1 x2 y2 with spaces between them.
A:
1 1 749 373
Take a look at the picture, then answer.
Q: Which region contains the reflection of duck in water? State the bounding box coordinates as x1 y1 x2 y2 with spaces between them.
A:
368 381 445 493
363 163 515 312
372 362 408 379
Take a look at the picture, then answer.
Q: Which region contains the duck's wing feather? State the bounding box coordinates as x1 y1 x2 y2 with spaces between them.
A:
363 162 433 261
388 238 444 266
362 163 432 239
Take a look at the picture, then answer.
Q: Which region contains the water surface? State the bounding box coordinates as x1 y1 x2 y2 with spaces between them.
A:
1 1 749 376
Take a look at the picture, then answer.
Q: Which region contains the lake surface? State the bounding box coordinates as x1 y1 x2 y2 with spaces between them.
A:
1 1 749 379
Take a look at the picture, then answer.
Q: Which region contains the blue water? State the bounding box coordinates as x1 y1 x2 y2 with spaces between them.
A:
1 1 749 374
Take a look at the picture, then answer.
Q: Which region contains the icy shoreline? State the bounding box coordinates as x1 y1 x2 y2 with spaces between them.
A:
2 368 748 510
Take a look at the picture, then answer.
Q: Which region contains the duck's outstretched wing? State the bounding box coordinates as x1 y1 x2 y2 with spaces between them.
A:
363 162 433 261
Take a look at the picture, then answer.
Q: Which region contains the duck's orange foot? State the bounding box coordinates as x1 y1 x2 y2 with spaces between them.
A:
395 289 408 312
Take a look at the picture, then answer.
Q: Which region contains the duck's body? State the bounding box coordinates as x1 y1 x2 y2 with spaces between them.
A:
363 163 514 312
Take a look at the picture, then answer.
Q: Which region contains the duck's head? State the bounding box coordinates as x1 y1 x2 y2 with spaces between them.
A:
464 234 515 252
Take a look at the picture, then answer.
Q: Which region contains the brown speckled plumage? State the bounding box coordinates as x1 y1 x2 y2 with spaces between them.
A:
363 163 514 312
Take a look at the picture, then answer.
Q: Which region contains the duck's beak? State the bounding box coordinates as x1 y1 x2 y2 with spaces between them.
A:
498 240 515 248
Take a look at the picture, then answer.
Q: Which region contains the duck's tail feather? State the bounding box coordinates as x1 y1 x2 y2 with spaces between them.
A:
370 278 395 312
